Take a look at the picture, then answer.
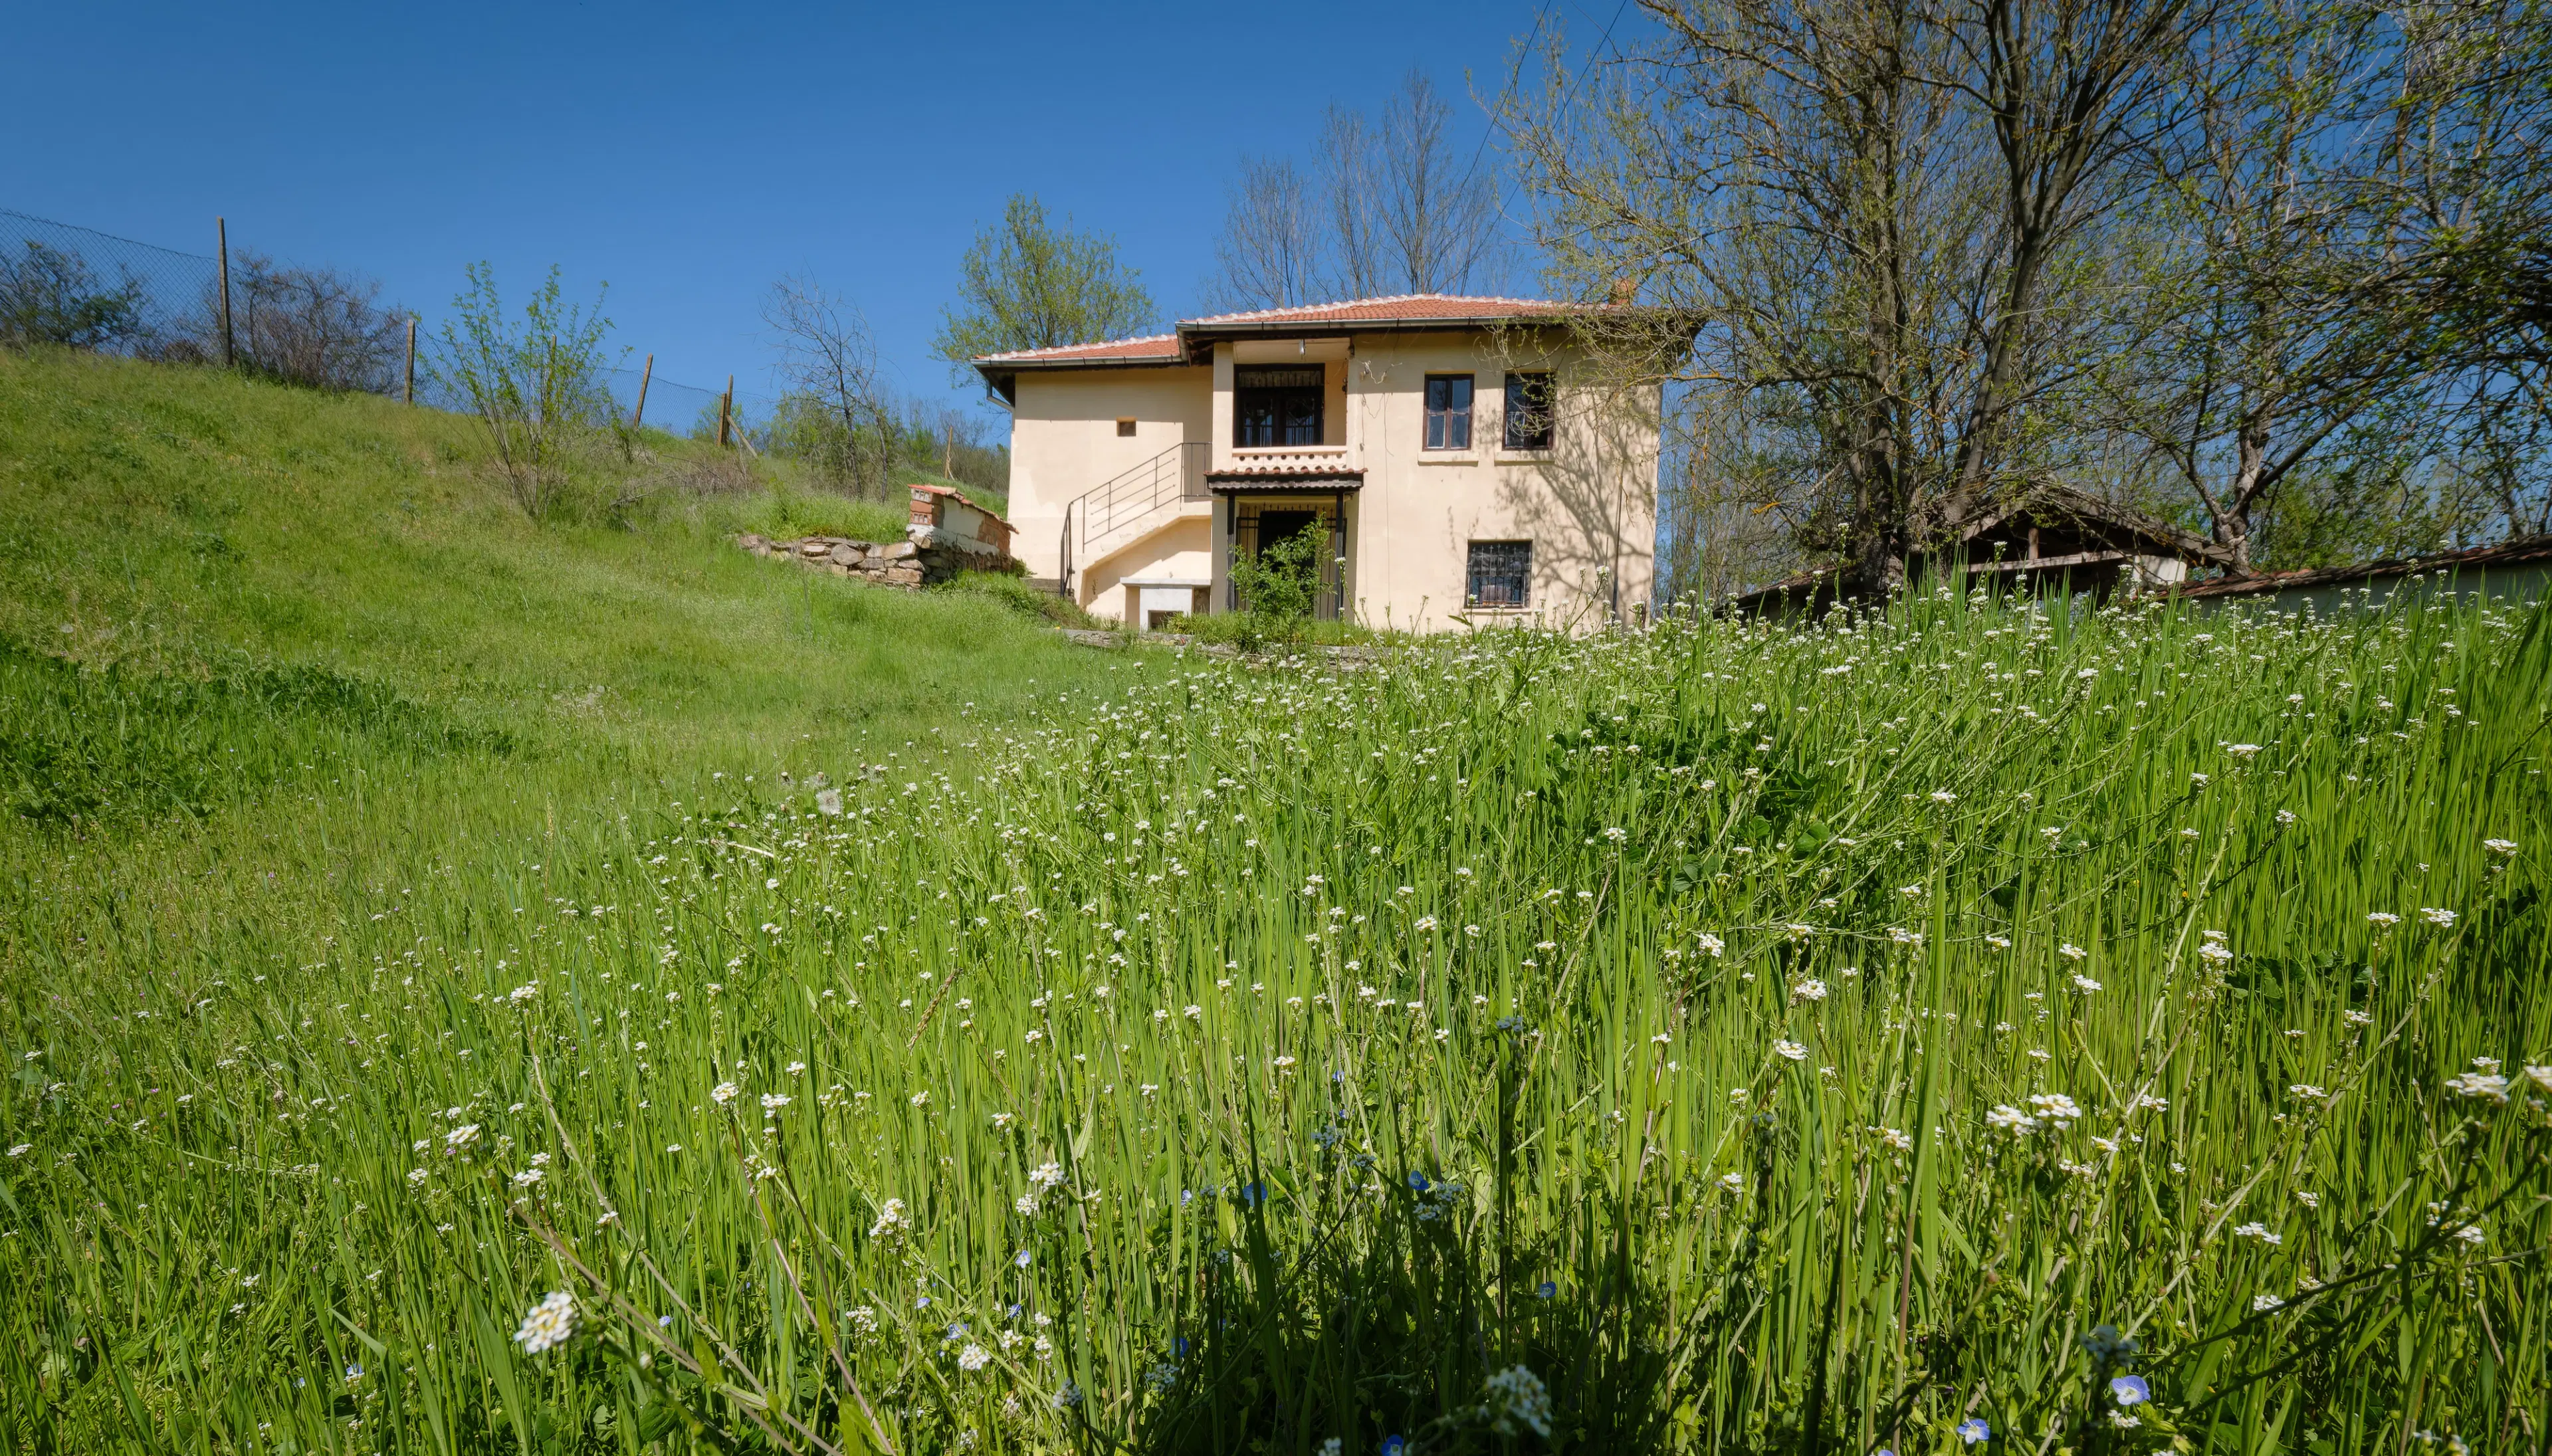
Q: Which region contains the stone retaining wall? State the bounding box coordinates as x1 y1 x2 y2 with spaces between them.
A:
737 484 1023 589
736 531 1016 589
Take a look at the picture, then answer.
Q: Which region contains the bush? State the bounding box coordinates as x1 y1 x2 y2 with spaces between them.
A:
227 250 408 393
429 262 615 519
1226 518 1331 645
0 241 148 351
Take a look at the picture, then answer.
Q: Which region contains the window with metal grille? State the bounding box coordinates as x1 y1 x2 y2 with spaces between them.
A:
1466 540 1531 607
1503 372 1554 450
1424 374 1473 450
1235 365 1324 446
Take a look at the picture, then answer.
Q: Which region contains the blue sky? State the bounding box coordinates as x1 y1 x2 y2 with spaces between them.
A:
9 0 1574 415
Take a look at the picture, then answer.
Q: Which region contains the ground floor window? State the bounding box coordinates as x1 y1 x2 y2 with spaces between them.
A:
1467 540 1532 607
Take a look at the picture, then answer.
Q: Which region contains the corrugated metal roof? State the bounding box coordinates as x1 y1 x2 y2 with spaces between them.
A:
2172 535 2552 599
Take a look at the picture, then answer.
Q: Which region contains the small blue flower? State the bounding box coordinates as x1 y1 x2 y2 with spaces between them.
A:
1172 1336 1191 1358
944 1322 966 1342
657 1314 673 1327
1381 1437 1408 1456
1237 1182 1267 1207
1957 1417 1991 1445
1006 1303 1023 1318
344 1364 363 1380
915 1295 931 1308
1406 1170 1432 1192
2109 1375 2149 1406
1014 1249 1033 1268
1536 1281 1558 1299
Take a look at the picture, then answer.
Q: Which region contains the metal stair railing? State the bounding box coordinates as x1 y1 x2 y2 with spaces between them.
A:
1059 441 1208 597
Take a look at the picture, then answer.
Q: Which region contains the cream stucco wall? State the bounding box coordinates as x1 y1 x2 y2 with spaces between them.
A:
1000 330 1658 633
1007 365 1211 587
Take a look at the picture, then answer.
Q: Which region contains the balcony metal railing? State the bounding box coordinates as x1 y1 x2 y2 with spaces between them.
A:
1059 441 1209 597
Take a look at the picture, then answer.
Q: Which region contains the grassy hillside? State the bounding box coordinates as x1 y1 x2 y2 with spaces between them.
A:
0 346 1123 1033
3 349 2549 1454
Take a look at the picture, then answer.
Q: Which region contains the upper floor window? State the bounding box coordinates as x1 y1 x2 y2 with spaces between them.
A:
1503 372 1554 451
1235 365 1324 447
1424 374 1473 450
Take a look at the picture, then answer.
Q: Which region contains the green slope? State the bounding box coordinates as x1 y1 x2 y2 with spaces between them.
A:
0 346 1115 964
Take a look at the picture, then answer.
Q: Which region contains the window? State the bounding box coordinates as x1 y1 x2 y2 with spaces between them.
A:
1424 374 1473 450
1503 372 1554 451
1466 540 1531 607
1235 365 1324 446
1116 417 1137 437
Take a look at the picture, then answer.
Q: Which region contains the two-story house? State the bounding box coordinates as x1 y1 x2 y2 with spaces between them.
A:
973 295 1666 633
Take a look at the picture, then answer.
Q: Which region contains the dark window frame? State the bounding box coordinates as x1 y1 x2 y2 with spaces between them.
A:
1234 365 1325 447
1502 372 1554 451
1424 373 1474 451
1466 540 1532 608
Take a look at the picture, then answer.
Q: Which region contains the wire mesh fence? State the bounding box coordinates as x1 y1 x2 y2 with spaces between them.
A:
0 207 776 440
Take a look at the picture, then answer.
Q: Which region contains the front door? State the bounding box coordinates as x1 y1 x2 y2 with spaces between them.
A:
1231 504 1343 619
1255 510 1318 555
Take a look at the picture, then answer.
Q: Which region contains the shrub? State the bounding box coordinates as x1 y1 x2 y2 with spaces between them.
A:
0 241 148 351
1227 518 1330 643
430 262 615 518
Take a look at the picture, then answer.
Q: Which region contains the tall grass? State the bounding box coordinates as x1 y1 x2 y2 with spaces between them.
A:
5 575 2546 1454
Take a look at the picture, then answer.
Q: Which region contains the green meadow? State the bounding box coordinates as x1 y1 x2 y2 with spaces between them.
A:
2 350 2548 1455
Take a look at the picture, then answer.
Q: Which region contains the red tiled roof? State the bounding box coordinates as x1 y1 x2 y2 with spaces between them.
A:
1180 293 1577 328
972 294 1590 370
974 333 1182 365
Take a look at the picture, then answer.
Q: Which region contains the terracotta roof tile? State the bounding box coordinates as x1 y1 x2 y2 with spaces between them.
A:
974 333 1182 365
1181 293 1578 327
972 295 1590 368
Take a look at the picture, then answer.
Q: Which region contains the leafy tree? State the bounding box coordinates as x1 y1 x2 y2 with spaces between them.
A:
933 195 1153 372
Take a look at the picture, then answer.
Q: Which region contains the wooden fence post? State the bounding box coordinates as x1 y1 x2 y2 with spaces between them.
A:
215 217 235 367
718 375 734 447
403 317 416 404
631 353 653 428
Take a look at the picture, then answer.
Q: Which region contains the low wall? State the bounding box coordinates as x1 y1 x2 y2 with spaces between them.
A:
736 531 1017 588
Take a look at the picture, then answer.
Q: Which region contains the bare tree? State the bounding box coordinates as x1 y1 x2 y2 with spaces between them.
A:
1208 72 1509 308
765 275 895 496
1370 70 1505 294
1208 157 1328 310
1317 106 1388 300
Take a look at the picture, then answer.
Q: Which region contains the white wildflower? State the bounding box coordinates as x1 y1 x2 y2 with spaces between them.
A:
512 1292 576 1354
